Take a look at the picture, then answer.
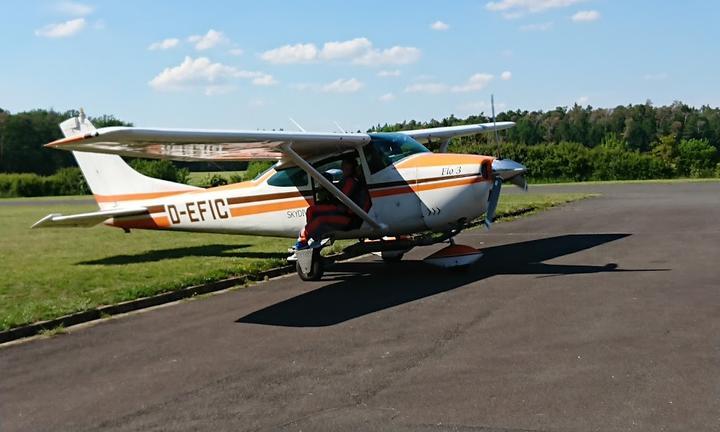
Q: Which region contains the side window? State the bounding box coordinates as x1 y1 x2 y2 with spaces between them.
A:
313 152 361 182
363 142 392 174
267 167 308 187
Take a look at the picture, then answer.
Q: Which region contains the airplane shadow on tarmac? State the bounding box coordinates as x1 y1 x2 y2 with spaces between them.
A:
237 233 669 327
78 244 287 265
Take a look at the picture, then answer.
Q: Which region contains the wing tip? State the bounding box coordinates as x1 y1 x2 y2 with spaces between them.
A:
31 213 60 229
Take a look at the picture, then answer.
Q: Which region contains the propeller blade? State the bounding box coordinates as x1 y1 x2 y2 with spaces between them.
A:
509 174 528 191
484 177 503 229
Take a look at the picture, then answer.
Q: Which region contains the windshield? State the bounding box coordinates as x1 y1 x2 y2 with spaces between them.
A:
364 133 429 174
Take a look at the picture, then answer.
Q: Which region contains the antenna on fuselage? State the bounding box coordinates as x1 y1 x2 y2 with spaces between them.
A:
333 121 347 134
491 94 501 159
289 117 306 132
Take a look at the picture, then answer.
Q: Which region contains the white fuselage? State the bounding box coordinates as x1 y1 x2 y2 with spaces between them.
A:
106 152 495 239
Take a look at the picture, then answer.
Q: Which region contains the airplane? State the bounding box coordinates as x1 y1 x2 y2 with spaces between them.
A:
33 109 528 281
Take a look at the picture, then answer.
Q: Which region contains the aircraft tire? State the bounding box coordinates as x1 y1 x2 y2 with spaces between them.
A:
381 251 405 262
296 249 324 281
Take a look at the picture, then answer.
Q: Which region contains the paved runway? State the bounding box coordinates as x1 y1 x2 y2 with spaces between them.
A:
2 182 719 431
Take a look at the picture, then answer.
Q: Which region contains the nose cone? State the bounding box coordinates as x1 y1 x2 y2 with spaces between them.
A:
492 159 527 181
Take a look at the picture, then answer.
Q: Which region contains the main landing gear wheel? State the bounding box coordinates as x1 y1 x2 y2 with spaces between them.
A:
380 251 405 262
296 248 325 281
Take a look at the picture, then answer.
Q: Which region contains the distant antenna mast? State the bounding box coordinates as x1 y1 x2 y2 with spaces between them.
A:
289 117 306 132
334 121 347 134
491 94 501 159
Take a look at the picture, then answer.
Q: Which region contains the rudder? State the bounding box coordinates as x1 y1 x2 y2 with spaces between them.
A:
60 113 199 209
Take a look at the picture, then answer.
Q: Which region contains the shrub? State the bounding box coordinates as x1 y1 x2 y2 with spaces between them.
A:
129 159 190 184
676 138 717 177
0 168 89 197
452 141 675 182
196 174 229 188
52 167 89 195
228 173 245 184
243 161 274 181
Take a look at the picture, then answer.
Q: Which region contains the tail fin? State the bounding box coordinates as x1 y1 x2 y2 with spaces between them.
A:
60 112 200 210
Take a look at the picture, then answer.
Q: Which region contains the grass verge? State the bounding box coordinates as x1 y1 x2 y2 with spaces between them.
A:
0 192 591 331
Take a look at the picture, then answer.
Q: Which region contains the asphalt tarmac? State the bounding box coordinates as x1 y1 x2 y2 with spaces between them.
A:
2 182 719 431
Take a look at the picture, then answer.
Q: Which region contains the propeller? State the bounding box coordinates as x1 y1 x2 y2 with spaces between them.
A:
484 95 528 229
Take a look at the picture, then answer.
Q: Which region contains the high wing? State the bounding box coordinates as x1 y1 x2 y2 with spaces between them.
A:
46 127 370 162
32 207 149 228
399 121 515 144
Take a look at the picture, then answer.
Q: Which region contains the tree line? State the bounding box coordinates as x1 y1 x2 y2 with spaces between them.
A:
371 101 720 180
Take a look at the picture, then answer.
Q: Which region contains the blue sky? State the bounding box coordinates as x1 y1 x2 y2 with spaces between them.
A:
1 0 717 131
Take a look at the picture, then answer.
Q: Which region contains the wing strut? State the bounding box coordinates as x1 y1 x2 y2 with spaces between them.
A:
280 143 387 232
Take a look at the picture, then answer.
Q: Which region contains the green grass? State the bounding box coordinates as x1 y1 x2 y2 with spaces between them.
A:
0 192 591 331
492 193 595 222
530 178 720 186
0 195 92 202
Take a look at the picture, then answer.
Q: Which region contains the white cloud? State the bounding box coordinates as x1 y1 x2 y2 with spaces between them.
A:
261 43 318 64
148 56 275 94
187 29 227 50
252 74 277 86
291 78 364 93
405 73 495 94
430 21 450 31
501 71 512 80
577 95 590 104
643 72 669 81
56 1 93 16
520 22 554 31
353 46 421 66
319 37 372 60
260 38 421 66
379 93 396 102
405 82 449 94
322 78 363 93
486 0 585 17
204 85 237 96
148 38 179 51
572 10 600 22
35 18 86 38
377 69 401 77
452 73 494 92
228 48 244 56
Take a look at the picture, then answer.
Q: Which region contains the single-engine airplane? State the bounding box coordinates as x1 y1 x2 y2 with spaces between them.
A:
34 110 527 280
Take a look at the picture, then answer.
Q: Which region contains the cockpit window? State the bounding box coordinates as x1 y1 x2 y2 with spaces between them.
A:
363 133 430 174
267 166 308 187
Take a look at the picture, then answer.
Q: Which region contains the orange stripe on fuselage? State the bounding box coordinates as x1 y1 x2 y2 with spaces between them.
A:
109 215 171 229
370 174 487 198
229 198 313 218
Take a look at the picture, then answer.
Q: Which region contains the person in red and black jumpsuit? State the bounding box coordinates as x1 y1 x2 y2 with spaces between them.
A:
295 156 371 249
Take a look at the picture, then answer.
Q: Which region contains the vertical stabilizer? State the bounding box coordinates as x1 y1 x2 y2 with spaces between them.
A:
59 112 199 209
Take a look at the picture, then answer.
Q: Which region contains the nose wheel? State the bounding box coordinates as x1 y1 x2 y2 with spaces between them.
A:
295 248 325 281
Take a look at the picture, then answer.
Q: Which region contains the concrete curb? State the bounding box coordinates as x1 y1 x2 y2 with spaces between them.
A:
0 264 294 344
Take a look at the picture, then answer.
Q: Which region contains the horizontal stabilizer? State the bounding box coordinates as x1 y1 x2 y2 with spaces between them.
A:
32 207 149 228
